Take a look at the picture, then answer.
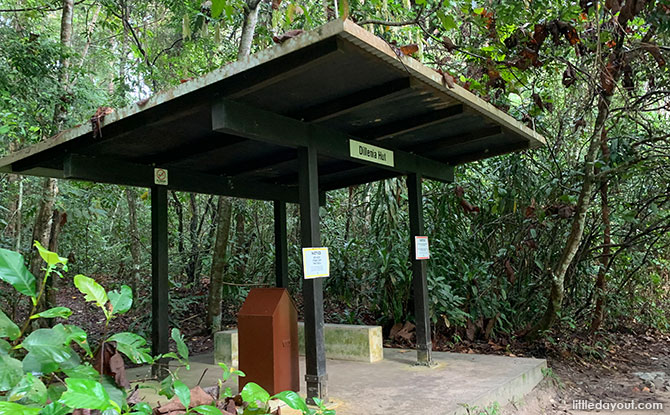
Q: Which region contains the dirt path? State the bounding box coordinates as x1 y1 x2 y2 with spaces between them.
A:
499 331 670 414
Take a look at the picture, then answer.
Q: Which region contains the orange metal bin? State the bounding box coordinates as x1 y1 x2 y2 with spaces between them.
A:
238 288 300 395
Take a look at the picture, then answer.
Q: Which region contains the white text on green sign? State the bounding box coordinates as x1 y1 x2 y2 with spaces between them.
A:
349 139 395 167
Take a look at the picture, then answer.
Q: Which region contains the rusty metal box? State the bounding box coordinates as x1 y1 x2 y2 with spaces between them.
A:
238 288 299 394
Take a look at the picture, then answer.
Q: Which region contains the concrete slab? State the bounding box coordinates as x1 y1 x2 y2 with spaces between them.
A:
127 349 546 414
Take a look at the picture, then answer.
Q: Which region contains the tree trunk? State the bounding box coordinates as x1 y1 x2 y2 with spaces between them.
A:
5 142 22 251
187 194 201 283
79 3 102 67
53 0 74 129
527 94 611 337
29 0 74 320
237 0 262 59
45 210 67 310
171 191 186 270
590 129 612 333
14 179 23 252
125 188 142 294
206 197 233 332
29 179 59 277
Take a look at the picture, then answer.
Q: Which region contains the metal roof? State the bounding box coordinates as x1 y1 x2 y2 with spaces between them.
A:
0 19 545 198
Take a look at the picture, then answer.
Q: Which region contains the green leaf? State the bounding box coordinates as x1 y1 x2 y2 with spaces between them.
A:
0 248 36 297
217 362 231 382
22 352 59 376
30 307 72 320
33 241 67 268
8 373 47 405
436 10 457 30
22 328 69 361
0 309 20 340
74 274 108 309
38 402 70 415
240 382 270 406
0 339 11 355
63 364 100 380
22 347 80 375
192 405 224 415
107 332 153 364
129 402 153 415
0 354 23 391
159 374 175 399
61 324 92 356
46 384 66 404
108 285 132 315
101 374 127 411
0 402 41 415
211 0 225 18
59 378 112 411
171 328 189 363
173 380 190 408
272 390 308 412
21 325 81 373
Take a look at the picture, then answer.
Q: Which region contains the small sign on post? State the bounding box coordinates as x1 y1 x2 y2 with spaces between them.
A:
154 168 168 185
414 236 430 260
302 247 330 279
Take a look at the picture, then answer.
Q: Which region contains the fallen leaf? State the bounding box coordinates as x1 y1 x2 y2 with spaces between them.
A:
395 321 415 342
398 44 419 56
272 29 305 44
90 106 114 139
389 322 403 339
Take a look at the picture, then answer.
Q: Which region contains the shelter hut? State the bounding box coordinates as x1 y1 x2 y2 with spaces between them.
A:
0 19 545 402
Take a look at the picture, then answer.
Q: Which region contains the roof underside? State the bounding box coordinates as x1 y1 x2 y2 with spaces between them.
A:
0 20 545 196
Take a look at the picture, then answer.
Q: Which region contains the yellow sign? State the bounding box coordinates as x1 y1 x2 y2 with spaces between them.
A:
302 247 330 279
349 139 395 167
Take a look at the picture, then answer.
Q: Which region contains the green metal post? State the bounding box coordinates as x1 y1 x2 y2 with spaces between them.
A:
298 145 328 403
407 173 432 365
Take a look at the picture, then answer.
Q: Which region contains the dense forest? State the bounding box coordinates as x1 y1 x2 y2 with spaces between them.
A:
0 0 669 358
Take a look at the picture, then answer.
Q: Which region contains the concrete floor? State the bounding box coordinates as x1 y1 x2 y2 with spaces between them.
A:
128 349 546 414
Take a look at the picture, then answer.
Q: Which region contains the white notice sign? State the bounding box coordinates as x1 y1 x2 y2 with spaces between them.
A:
154 168 168 185
302 247 330 279
349 139 395 167
415 236 430 260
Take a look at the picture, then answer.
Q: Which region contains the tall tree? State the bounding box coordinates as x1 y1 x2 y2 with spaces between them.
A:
207 197 232 332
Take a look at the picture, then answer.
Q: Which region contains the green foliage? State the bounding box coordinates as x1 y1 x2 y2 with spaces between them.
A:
0 310 20 341
0 248 36 298
59 378 113 411
108 286 133 316
173 380 191 408
107 332 154 364
74 274 108 311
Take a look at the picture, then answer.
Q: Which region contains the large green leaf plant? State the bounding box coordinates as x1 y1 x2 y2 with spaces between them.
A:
0 242 333 415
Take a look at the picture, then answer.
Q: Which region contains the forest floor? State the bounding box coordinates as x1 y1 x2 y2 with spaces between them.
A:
54 281 670 414
497 330 670 414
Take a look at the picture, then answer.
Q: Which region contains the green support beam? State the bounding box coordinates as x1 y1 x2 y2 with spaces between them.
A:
407 173 432 366
299 145 328 403
151 185 169 377
63 154 299 203
212 99 454 183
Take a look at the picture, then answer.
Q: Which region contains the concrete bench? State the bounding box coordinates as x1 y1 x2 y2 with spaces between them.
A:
214 323 383 367
214 329 238 368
